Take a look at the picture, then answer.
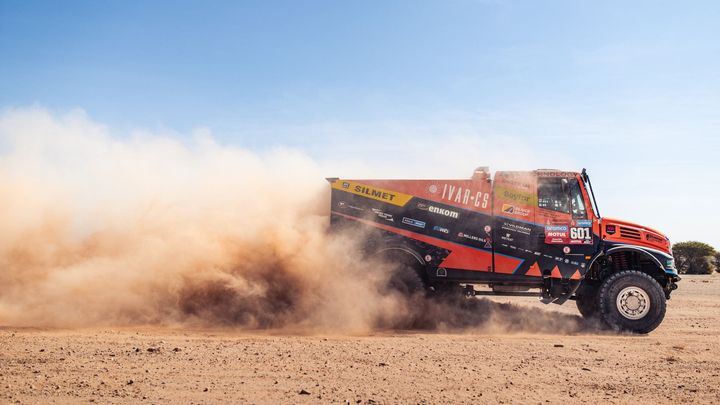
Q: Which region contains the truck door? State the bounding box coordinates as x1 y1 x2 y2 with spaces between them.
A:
491 171 540 276
536 174 596 280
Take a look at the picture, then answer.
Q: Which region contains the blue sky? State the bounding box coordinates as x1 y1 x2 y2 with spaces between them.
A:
1 0 719 246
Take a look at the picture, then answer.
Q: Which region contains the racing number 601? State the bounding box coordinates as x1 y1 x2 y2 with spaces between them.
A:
570 227 591 240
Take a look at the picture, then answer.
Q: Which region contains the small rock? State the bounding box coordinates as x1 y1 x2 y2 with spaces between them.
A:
299 389 311 395
203 388 208 392
581 367 591 371
172 348 181 352
127 380 134 385
378 362 388 367
554 344 564 348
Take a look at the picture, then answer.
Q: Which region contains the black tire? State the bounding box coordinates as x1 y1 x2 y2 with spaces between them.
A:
375 249 427 296
575 286 599 318
598 270 666 334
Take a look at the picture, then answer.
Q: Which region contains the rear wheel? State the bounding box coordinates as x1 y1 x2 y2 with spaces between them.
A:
375 249 427 296
598 270 666 334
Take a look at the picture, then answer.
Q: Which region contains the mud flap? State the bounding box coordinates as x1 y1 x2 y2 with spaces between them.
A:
540 275 574 305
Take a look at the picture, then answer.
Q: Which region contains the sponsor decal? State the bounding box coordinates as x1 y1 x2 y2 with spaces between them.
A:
496 186 538 205
458 232 479 241
496 176 533 190
541 210 567 220
417 203 428 210
331 180 412 206
432 225 449 234
501 204 531 217
428 205 459 219
355 186 396 202
457 232 491 249
424 255 432 262
371 208 394 222
501 232 514 242
536 170 578 178
402 217 426 228
484 225 492 234
501 221 532 236
563 246 571 254
428 185 438 194
575 219 592 227
441 184 490 209
338 201 365 212
545 225 569 232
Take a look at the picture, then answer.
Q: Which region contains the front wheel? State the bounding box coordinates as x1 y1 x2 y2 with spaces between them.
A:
598 270 666 334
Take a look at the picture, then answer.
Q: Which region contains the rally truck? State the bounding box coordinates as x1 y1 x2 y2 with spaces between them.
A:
328 167 680 333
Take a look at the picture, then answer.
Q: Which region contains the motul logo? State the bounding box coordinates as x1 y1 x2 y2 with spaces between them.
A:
429 205 459 219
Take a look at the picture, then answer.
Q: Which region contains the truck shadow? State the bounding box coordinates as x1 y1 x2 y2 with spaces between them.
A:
383 294 611 335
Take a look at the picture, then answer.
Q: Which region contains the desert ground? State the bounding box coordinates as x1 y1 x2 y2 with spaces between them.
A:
1 274 718 404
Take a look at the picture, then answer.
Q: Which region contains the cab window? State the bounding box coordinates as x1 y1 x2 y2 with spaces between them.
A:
537 177 570 214
537 177 587 218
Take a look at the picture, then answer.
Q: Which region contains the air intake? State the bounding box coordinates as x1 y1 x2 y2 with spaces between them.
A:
619 226 642 240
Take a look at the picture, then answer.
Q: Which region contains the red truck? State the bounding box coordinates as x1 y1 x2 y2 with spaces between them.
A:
328 168 679 333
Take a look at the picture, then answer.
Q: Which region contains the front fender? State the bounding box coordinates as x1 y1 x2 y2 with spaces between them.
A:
589 244 678 278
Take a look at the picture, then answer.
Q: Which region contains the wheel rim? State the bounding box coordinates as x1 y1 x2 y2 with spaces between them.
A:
616 286 651 320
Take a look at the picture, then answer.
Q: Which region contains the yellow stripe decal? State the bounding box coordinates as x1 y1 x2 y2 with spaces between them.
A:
331 180 412 207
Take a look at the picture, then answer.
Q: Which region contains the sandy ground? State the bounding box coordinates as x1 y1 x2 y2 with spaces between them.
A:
1 274 719 404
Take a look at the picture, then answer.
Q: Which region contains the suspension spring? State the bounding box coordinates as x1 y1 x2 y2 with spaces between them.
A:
614 252 631 270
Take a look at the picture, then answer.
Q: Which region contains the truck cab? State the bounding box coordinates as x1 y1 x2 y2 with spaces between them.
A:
328 168 679 333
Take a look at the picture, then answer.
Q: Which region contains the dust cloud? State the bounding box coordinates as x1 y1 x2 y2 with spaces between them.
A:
0 107 600 334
